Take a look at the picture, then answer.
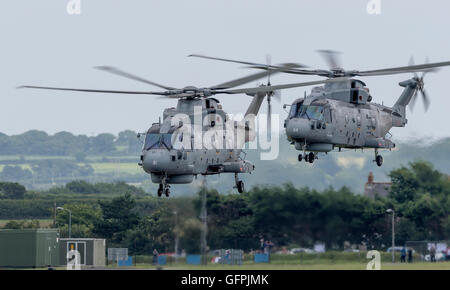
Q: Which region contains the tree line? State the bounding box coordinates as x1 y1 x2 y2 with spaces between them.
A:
0 130 142 156
2 161 447 254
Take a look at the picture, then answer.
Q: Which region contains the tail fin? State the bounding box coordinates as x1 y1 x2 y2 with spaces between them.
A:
245 93 266 117
392 79 417 117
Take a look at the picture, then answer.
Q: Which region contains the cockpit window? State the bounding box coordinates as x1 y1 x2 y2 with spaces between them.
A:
299 105 324 121
144 133 173 150
290 103 324 121
289 102 304 119
144 133 160 150
162 134 173 149
289 104 298 119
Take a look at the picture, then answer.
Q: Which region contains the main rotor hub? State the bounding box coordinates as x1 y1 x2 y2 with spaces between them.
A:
330 68 346 78
182 86 198 93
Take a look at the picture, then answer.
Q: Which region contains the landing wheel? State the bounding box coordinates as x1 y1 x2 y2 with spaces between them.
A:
237 181 245 194
376 155 383 167
308 152 315 164
298 154 303 162
157 185 163 197
165 188 170 197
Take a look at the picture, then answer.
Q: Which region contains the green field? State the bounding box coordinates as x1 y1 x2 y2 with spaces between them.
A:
0 164 32 171
88 162 142 175
167 262 450 270
96 261 450 270
23 261 450 271
0 154 142 176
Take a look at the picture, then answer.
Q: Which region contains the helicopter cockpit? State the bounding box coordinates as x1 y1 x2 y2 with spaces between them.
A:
144 130 186 151
288 99 333 126
289 101 326 120
144 133 174 150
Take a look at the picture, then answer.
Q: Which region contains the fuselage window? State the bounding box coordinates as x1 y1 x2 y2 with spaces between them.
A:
324 108 332 123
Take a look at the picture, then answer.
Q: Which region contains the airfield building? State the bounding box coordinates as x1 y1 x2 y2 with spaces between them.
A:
59 238 106 267
0 229 59 268
364 172 392 199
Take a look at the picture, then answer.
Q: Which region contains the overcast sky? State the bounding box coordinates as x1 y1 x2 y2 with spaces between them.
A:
1 0 449 141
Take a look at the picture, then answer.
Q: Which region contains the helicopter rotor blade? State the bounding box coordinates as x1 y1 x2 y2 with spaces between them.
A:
354 61 450 77
409 90 418 112
94 66 176 90
266 89 281 137
422 57 430 78
211 69 279 90
409 56 419 79
189 54 308 71
210 62 302 90
266 54 272 85
17 85 167 95
317 49 343 70
156 93 197 99
421 89 431 112
267 97 272 137
216 77 348 96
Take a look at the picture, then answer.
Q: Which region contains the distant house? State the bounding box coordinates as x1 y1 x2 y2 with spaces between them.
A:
364 172 392 198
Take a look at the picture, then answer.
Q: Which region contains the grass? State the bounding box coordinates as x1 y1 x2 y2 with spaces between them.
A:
0 155 73 161
108 253 450 270
0 164 32 171
87 162 142 175
0 154 142 176
105 261 450 270
13 262 450 270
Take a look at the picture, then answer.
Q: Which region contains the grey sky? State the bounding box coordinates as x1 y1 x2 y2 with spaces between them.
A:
1 0 449 140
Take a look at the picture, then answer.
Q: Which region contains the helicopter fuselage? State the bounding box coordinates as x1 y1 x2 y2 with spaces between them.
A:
139 97 259 195
284 79 410 159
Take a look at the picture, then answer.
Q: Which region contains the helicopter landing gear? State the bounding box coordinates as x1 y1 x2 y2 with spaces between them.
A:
376 155 383 167
158 175 171 197
298 154 303 162
234 173 245 194
308 152 315 164
302 152 316 164
374 149 383 167
157 184 171 197
164 187 170 197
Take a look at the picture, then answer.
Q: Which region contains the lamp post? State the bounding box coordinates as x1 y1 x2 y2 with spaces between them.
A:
386 208 395 263
57 207 72 238
200 177 208 265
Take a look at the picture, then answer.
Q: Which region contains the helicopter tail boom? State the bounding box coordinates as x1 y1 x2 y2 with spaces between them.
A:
392 78 418 123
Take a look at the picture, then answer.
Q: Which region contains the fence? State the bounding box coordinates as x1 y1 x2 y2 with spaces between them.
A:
217 249 243 265
406 241 449 262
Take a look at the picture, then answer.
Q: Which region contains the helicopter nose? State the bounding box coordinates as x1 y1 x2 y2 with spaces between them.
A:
286 118 311 139
142 150 171 173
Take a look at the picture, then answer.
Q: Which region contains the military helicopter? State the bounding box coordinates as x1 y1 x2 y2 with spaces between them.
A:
19 64 341 196
189 52 450 167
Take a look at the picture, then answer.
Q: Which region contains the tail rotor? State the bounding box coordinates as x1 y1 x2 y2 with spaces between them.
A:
409 57 432 112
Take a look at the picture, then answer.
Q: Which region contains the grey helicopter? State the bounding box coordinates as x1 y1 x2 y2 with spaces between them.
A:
189 51 450 167
19 64 341 196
